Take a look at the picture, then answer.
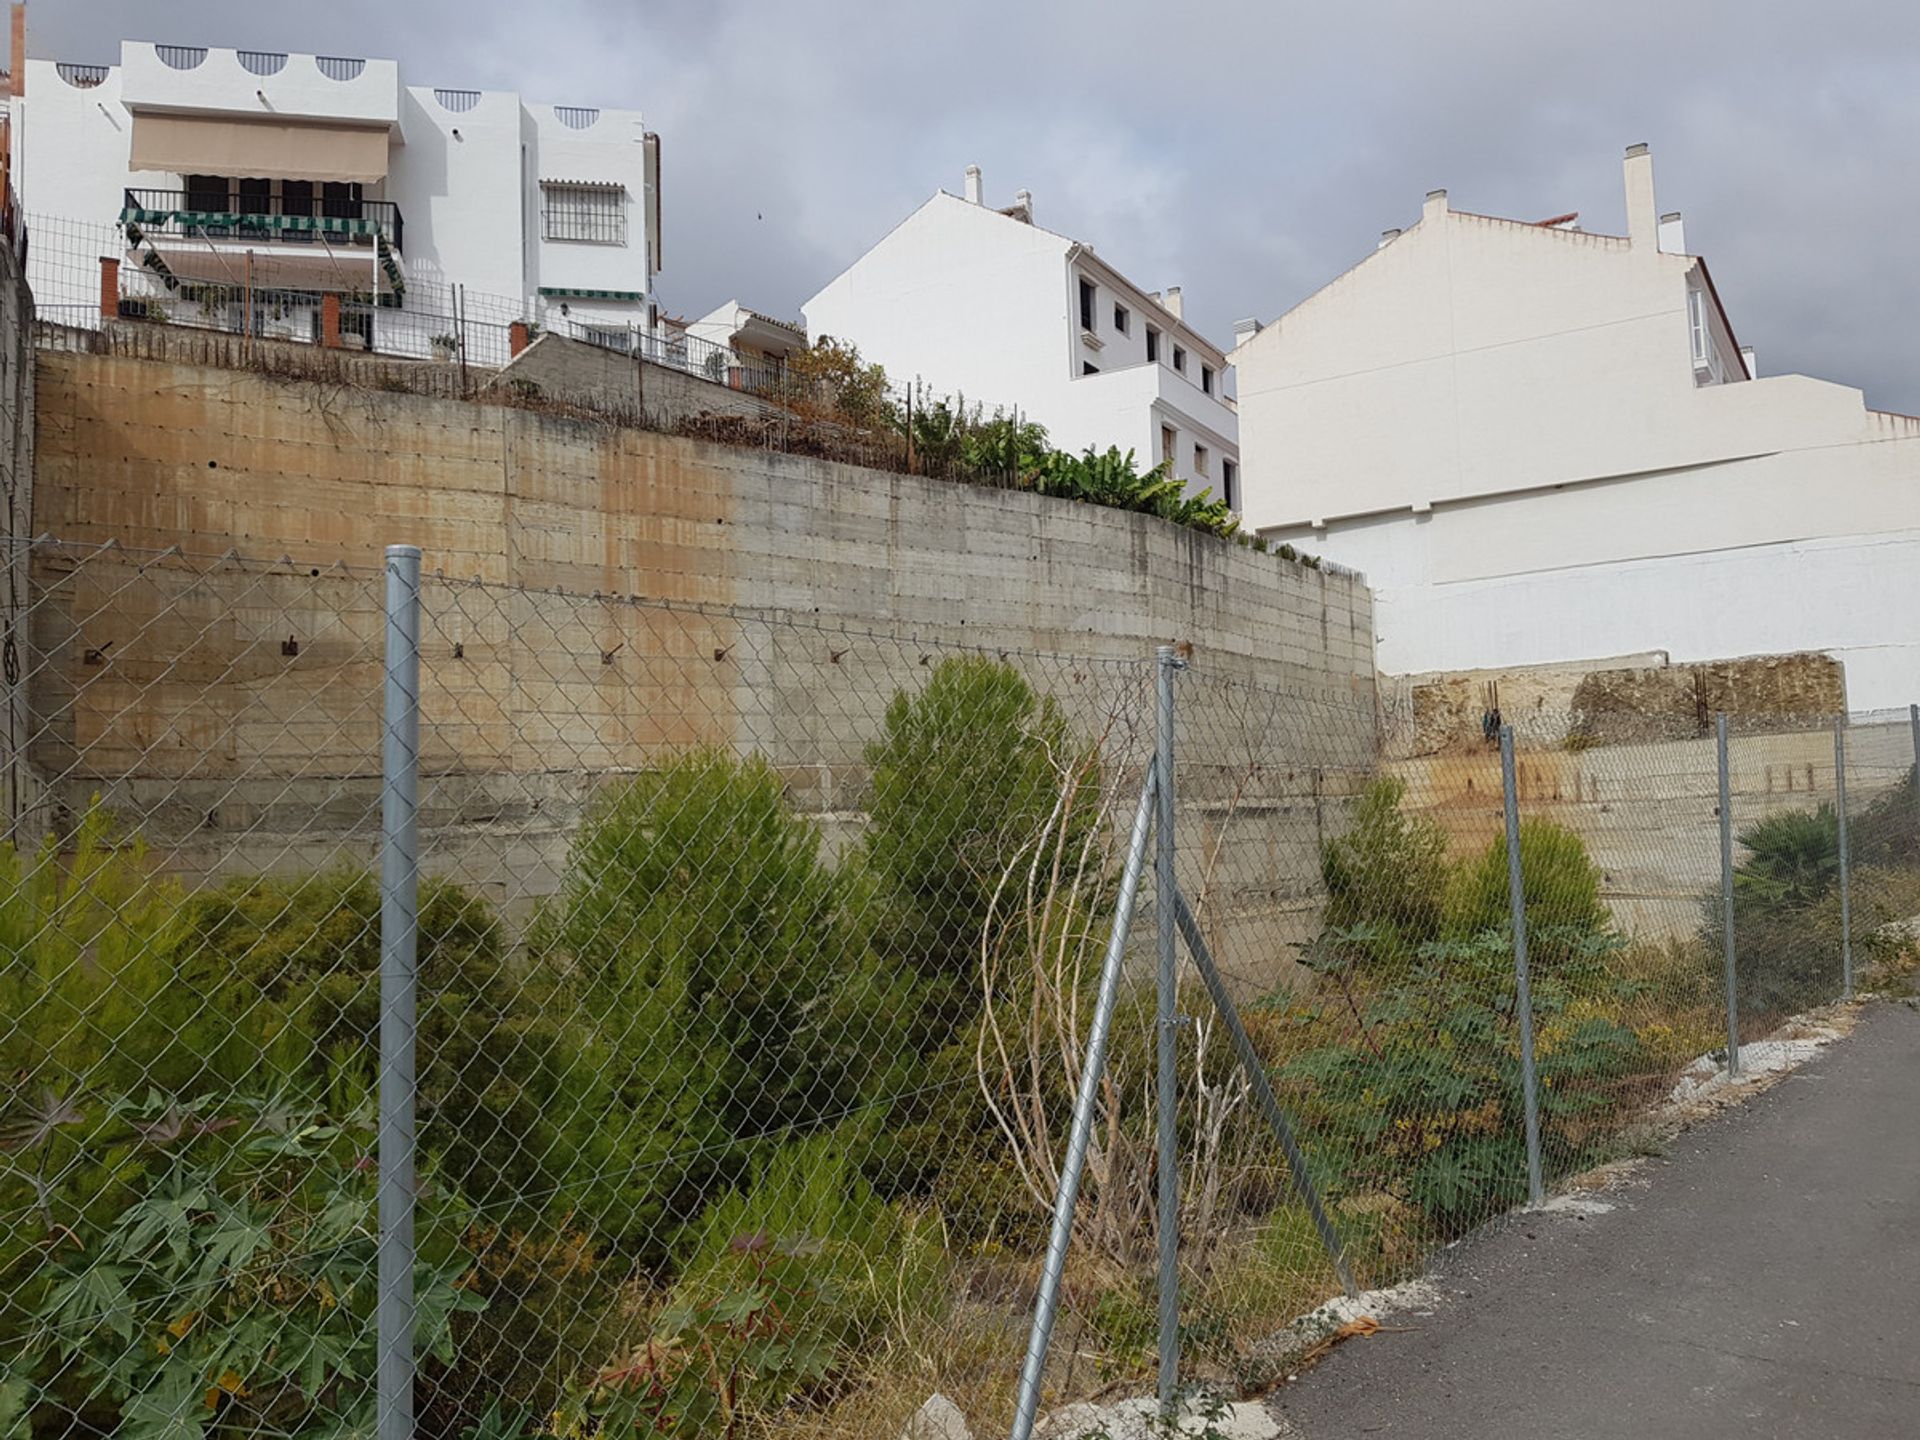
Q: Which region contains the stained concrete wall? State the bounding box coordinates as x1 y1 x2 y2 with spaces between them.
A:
28 348 1375 984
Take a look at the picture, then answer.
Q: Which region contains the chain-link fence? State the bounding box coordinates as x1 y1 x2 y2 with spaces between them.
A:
3 536 1917 1440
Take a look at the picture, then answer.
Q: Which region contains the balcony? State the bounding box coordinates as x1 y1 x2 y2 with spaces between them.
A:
121 186 406 297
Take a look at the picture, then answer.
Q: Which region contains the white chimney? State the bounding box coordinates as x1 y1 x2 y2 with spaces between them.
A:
1623 143 1657 251
1740 345 1758 378
1423 189 1449 223
1378 228 1403 249
1163 286 1184 319
1232 317 1263 348
964 164 983 205
1013 187 1033 221
1658 211 1686 255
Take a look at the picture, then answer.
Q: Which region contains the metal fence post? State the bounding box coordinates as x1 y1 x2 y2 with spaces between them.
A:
1718 713 1740 1076
1834 720 1852 1000
1910 703 1919 857
1009 764 1159 1440
379 544 422 1440
1153 645 1181 1415
1498 724 1544 1207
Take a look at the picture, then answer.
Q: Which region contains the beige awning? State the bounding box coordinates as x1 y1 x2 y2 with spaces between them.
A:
130 115 390 183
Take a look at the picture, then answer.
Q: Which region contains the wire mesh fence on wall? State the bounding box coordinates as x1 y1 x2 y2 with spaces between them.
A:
2 535 1917 1440
22 212 1100 505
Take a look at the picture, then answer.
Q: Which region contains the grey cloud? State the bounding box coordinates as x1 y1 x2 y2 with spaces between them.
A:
32 0 1920 410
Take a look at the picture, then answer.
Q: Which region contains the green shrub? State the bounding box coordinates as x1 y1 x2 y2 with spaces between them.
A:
169 868 597 1231
856 658 1115 1227
674 1128 942 1355
1318 777 1450 972
858 656 1096 1023
1732 806 1840 910
1695 803 1854 1021
3 1093 481 1440
0 808 304 1102
1025 446 1238 538
1447 818 1610 963
539 750 917 1253
1280 930 1643 1235
1857 764 1918 869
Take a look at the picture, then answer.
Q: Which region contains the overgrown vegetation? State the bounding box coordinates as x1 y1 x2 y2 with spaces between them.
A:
1698 777 1920 1020
783 337 1318 559
12 701 1909 1439
1289 782 1669 1242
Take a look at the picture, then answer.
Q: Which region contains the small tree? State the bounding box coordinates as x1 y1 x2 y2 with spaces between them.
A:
786 336 892 427
1318 776 1451 972
1448 818 1611 965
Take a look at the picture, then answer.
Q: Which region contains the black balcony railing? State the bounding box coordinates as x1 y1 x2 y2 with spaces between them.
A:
121 186 405 255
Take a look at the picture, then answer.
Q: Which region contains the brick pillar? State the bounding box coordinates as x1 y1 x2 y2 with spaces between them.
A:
321 292 342 349
509 321 529 358
98 256 119 320
9 5 25 98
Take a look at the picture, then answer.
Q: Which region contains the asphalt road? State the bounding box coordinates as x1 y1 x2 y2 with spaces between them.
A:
1268 1001 1920 1440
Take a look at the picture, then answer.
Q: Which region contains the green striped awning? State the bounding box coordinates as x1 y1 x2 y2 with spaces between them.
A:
537 287 645 302
119 206 387 240
116 210 407 299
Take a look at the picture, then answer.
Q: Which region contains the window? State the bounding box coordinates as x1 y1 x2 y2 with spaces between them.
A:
584 326 635 353
1161 424 1177 465
1201 364 1215 396
1145 327 1160 363
542 182 628 244
1687 288 1710 365
322 181 365 220
1113 303 1130 335
1078 276 1097 332
1193 443 1210 477
236 177 272 216
185 173 231 211
236 178 272 239
1082 361 1100 375
1172 345 1187 374
1222 459 1238 510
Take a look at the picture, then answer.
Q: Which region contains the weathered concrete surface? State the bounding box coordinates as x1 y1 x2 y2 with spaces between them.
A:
1269 1002 1920 1440
1388 719 1916 938
486 331 781 425
26 349 1375 977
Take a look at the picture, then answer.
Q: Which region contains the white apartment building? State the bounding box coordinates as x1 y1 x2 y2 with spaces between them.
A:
1233 145 1920 711
803 167 1240 503
8 25 660 352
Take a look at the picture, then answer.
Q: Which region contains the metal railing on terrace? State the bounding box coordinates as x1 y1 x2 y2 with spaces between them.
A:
123 186 406 256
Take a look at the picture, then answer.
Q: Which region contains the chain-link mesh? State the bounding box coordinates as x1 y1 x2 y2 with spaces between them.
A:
5 536 1919 1439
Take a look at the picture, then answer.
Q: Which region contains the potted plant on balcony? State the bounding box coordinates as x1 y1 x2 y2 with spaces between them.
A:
430 332 461 362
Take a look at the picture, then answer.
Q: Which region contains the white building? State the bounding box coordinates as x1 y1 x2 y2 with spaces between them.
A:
803 167 1240 503
8 27 660 350
1233 145 1920 711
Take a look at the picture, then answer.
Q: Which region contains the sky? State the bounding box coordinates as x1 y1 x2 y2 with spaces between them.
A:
31 0 1920 414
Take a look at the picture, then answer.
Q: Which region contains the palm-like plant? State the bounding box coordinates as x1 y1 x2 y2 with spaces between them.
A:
1734 805 1841 910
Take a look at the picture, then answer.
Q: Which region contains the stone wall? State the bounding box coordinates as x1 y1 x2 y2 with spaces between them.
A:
1385 650 1852 759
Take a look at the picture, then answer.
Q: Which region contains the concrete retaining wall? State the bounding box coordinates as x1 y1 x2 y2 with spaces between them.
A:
28 348 1376 984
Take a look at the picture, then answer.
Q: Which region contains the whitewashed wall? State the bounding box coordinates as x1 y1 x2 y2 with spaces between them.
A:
803 189 1238 492
1239 149 1920 713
